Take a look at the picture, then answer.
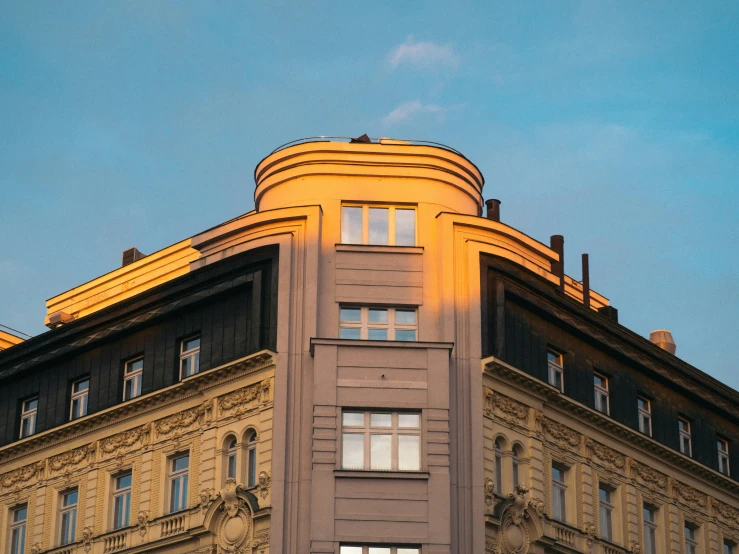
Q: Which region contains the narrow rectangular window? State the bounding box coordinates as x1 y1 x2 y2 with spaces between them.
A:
718 438 730 476
594 372 609 415
341 206 363 244
169 454 189 513
643 504 657 554
512 447 521 487
368 207 389 245
180 336 201 379
59 489 78 546
112 472 132 530
551 465 567 522
638 397 652 436
339 306 417 341
679 417 692 457
246 430 258 488
547 349 564 392
725 540 736 554
339 547 420 554
226 438 238 480
9 505 27 554
341 411 421 471
123 357 143 401
494 439 503 493
341 204 417 246
70 378 89 420
599 486 613 541
19 397 38 438
684 524 698 554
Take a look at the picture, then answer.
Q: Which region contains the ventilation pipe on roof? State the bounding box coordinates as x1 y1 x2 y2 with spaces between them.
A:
650 330 676 355
485 199 501 222
550 235 565 293
582 253 591 309
122 247 146 267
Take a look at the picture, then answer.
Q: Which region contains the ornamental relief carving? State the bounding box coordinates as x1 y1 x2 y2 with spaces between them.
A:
586 439 625 473
49 443 96 475
257 471 271 500
100 424 150 460
711 498 739 525
219 379 271 417
0 461 45 492
483 388 529 425
537 416 581 451
673 480 707 508
155 401 212 437
630 461 667 492
485 477 495 508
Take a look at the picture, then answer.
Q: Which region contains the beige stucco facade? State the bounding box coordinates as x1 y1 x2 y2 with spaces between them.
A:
1 138 736 554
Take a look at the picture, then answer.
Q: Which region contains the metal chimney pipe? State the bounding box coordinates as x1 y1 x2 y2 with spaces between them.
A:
650 330 677 355
485 199 501 222
582 253 590 308
550 235 565 293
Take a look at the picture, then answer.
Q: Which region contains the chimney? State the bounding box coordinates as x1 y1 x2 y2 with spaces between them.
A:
581 253 590 308
550 235 565 293
598 306 619 323
122 247 146 267
47 311 74 329
649 330 676 355
485 199 501 222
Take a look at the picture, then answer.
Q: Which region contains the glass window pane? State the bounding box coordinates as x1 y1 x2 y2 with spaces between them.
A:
369 548 392 554
128 359 144 372
64 491 78 506
368 309 388 323
340 307 361 322
395 330 416 341
370 434 392 470
74 379 89 392
248 448 257 487
395 310 416 324
340 548 363 554
395 208 416 246
343 412 365 426
14 507 27 522
26 398 38 411
183 337 200 351
398 550 420 554
342 433 364 469
368 328 388 340
398 435 420 470
370 413 392 427
117 473 132 489
173 455 189 472
398 414 420 428
368 207 389 244
340 327 361 340
341 206 363 244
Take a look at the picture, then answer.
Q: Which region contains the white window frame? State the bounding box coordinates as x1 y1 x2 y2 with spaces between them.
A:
168 453 189 513
551 464 567 522
547 349 564 392
9 504 27 554
599 485 614 541
684 524 698 554
638 397 652 436
643 504 657 554
339 546 420 554
179 336 201 379
19 397 38 438
341 411 421 472
339 306 418 341
123 357 143 401
718 438 730 476
59 488 78 546
594 372 609 415
69 378 89 420
112 471 132 530
246 430 258 488
679 417 692 457
494 439 503 493
341 204 417 246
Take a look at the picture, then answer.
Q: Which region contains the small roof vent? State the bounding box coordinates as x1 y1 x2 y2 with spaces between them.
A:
47 311 74 329
122 247 146 267
649 329 676 355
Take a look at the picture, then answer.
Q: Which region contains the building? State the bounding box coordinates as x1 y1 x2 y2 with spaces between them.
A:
0 136 737 554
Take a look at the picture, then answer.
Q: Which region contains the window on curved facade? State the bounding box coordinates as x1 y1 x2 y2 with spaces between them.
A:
341 204 416 246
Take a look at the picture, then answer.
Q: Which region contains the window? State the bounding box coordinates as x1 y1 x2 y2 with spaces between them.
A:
342 411 421 471
551 464 567 522
59 489 78 546
9 505 27 554
725 540 735 554
226 437 238 480
512 444 522 487
341 204 416 246
180 336 201 379
718 438 730 476
679 418 692 457
643 504 657 554
123 357 143 401
599 486 614 541
340 547 419 554
19 397 38 438
547 349 564 392
684 524 698 554
246 430 258 488
70 378 89 420
169 454 189 513
112 472 132 530
594 373 609 415
638 397 652 436
494 438 503 494
339 307 417 341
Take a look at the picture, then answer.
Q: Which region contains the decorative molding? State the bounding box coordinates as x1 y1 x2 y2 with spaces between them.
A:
528 497 544 518
49 443 96 475
711 497 739 526
631 461 667 492
485 477 495 508
200 487 217 514
584 523 596 548
155 401 212 437
0 461 44 492
629 541 642 554
100 424 150 460
586 439 625 473
673 480 707 509
219 379 271 416
220 478 243 517
257 470 271 500
82 526 93 553
137 510 149 538
498 485 533 554
537 415 581 451
31 544 41 554
485 537 500 554
484 387 529 425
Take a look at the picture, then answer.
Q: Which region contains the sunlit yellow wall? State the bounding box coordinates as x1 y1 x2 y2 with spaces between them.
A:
0 330 24 351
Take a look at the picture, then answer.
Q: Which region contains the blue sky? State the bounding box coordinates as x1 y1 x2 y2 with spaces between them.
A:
1 2 737 387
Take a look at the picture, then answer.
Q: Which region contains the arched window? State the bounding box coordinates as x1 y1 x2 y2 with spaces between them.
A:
226 437 238 480
512 443 523 487
246 430 258 488
494 438 503 494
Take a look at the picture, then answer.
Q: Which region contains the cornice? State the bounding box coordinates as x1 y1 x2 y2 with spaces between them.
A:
310 337 455 356
483 355 739 497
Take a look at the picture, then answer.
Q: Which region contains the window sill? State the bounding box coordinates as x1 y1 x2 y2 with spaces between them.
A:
334 469 430 479
335 243 424 254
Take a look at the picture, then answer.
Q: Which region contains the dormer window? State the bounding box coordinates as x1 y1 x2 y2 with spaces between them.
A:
547 349 564 392
341 204 416 246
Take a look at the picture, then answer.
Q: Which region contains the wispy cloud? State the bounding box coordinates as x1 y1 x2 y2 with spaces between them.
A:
381 100 447 126
387 37 460 70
